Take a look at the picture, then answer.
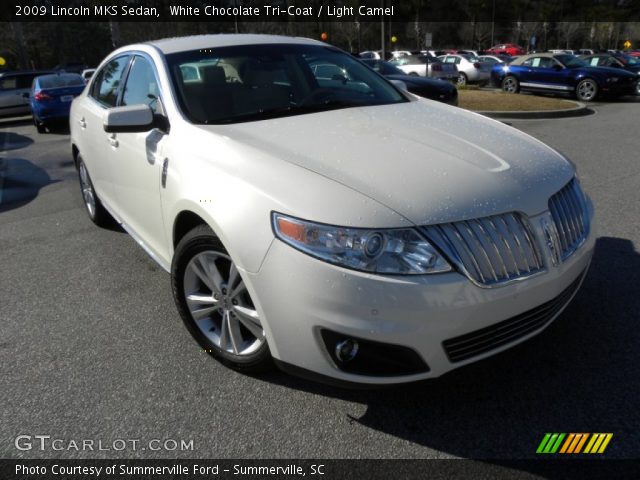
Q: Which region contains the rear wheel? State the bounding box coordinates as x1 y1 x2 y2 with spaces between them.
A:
171 225 273 373
576 78 598 102
635 80 640 96
457 72 468 86
33 117 46 134
502 75 519 93
77 155 110 227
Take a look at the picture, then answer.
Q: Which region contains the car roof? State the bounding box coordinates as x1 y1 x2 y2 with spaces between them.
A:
509 53 562 65
0 70 52 77
147 34 324 55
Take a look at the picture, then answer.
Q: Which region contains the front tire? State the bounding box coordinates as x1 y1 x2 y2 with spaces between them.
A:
171 225 272 373
502 75 519 93
576 78 598 102
77 155 110 227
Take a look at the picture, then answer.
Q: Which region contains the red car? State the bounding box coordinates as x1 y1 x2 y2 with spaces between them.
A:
628 50 640 58
486 44 526 56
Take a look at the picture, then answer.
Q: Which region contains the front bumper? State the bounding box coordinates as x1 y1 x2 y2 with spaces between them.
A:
245 207 595 385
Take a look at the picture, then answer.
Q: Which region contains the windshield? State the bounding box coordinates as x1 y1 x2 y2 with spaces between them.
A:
38 73 84 88
167 44 407 124
618 55 640 66
555 55 588 68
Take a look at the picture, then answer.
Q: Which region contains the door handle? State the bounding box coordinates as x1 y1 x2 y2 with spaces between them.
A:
78 117 86 128
108 133 118 148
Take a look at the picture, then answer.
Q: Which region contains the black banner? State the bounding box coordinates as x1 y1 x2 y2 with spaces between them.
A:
2 459 640 480
2 0 640 22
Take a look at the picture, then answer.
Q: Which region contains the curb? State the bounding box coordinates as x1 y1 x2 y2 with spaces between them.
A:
477 101 592 120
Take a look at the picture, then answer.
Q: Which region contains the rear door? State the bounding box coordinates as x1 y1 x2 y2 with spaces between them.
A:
71 55 131 212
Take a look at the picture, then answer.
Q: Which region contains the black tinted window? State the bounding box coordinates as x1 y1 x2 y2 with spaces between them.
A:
122 56 160 112
38 73 84 88
92 56 130 107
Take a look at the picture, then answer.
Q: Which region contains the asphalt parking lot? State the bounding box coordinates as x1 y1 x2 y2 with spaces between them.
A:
1 98 639 463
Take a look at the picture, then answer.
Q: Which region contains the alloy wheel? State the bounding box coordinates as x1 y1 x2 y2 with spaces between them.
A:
78 161 96 218
183 251 264 356
457 73 467 86
502 76 518 93
577 79 597 101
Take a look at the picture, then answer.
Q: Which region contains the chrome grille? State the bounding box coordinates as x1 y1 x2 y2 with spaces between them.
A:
548 178 590 262
443 271 584 362
422 213 544 287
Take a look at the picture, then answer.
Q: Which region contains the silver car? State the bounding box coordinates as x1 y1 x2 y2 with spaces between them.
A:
438 54 492 86
390 54 458 81
0 71 51 117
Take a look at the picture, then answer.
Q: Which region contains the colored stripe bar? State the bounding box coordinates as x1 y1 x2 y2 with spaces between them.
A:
559 433 575 454
573 433 589 454
598 434 613 453
583 433 598 453
549 433 566 453
543 434 559 453
567 434 583 454
537 433 552 454
590 434 607 454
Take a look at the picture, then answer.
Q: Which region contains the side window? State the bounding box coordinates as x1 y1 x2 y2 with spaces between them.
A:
121 56 160 112
588 57 600 67
530 57 542 67
17 75 35 89
0 77 17 90
91 56 130 107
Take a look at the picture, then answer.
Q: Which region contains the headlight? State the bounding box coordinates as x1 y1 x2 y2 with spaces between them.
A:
272 213 451 275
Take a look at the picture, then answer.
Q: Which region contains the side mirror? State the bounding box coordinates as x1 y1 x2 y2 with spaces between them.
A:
389 79 408 91
103 104 154 133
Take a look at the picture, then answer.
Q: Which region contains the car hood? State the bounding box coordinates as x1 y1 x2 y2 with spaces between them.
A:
577 65 638 78
196 100 574 226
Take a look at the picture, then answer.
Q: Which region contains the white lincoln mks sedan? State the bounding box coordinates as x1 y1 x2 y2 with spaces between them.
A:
70 34 595 385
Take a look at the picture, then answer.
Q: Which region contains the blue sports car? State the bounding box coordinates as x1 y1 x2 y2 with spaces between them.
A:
492 53 639 102
30 73 85 133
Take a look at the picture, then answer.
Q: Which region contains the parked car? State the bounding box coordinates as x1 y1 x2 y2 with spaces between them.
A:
438 54 491 86
390 50 411 59
389 54 458 81
478 54 514 65
30 73 86 132
458 50 480 57
486 43 526 56
0 70 53 117
577 49 595 55
71 34 594 386
362 59 458 105
580 53 640 94
493 53 638 101
359 51 381 59
54 62 88 74
81 68 96 82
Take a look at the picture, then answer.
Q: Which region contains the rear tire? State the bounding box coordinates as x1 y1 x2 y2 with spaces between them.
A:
575 78 598 102
77 154 111 227
457 72 468 86
34 118 46 134
171 225 273 373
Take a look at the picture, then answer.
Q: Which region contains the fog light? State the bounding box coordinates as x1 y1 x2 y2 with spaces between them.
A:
335 339 359 362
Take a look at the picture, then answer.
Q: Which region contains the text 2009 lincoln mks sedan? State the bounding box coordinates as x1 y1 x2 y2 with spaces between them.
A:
70 35 595 385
